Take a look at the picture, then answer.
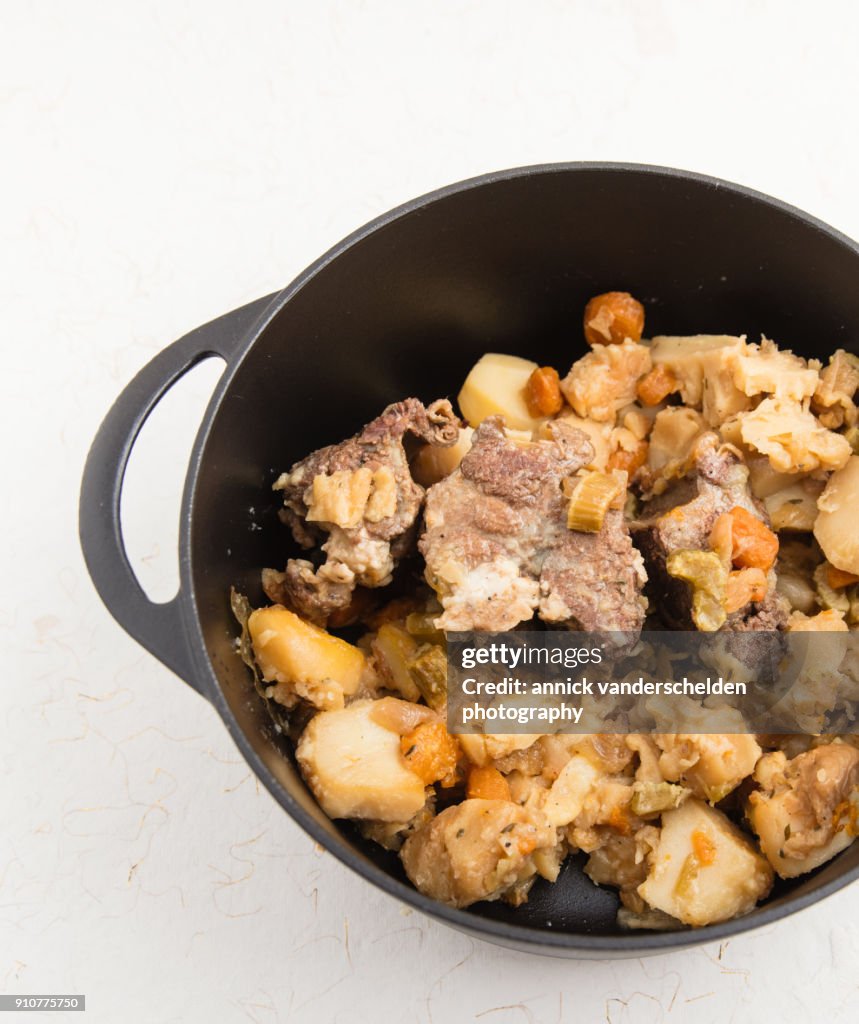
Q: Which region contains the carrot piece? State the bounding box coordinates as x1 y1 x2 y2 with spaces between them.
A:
466 765 512 802
691 829 717 866
724 567 768 613
608 804 632 835
725 506 779 572
583 291 645 347
826 564 859 590
401 720 459 787
636 364 678 406
607 439 648 475
524 366 564 417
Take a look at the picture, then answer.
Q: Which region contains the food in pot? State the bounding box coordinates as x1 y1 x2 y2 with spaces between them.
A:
234 291 859 929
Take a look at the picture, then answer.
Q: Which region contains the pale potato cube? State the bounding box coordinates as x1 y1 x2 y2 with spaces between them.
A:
296 700 427 822
815 455 859 574
542 754 601 827
411 427 474 486
458 353 544 432
638 799 773 926
249 605 366 710
650 335 751 425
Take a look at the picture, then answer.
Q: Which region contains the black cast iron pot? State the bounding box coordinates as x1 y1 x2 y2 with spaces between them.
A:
79 163 859 957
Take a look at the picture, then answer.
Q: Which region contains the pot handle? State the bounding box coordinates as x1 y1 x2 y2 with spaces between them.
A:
78 292 279 693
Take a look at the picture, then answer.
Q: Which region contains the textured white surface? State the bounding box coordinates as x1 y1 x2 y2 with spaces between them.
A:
3 1 859 1021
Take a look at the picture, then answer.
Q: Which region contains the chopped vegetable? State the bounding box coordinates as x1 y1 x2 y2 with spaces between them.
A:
630 781 689 816
524 366 564 417
566 470 624 532
412 426 474 486
732 339 819 402
763 479 825 532
738 396 851 474
296 700 428 822
812 563 850 614
724 567 768 614
666 549 728 632
458 353 544 431
636 364 678 406
583 291 645 347
720 506 779 572
466 765 512 802
638 799 773 926
827 564 859 590
812 349 859 429
248 604 366 711
607 438 648 476
400 720 459 787
560 339 652 422
372 623 422 702
408 644 448 712
649 334 750 425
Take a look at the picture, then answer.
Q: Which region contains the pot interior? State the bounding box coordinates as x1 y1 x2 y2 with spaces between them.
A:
188 166 859 944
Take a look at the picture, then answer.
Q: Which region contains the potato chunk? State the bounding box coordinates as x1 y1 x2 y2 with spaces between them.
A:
542 754 601 827
815 455 859 574
411 427 474 486
249 605 366 711
458 353 544 432
638 799 773 926
655 733 762 803
764 478 825 532
296 700 427 822
401 799 556 907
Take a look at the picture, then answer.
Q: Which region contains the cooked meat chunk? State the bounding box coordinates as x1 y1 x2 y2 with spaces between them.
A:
273 399 459 624
747 743 859 877
419 417 648 633
633 434 788 631
400 798 556 907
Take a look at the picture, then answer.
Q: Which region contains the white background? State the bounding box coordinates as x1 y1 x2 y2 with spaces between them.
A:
3 1 859 1021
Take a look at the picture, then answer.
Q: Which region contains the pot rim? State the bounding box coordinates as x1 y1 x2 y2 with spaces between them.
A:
179 161 859 954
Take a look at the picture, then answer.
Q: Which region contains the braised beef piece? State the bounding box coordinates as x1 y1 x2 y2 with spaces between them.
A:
271 398 459 625
633 434 788 631
419 416 648 634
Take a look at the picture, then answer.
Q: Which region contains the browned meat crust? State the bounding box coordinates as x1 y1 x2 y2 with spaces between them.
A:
419 417 648 633
272 398 459 624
